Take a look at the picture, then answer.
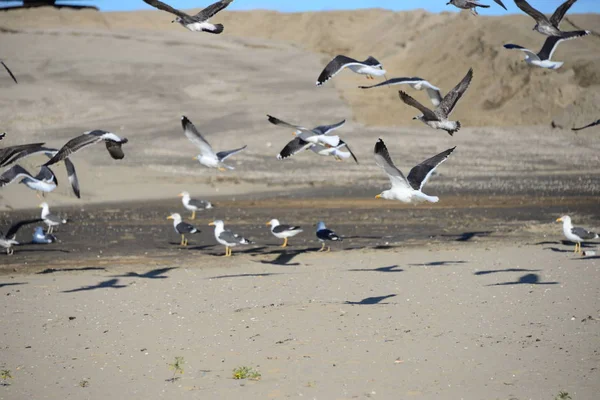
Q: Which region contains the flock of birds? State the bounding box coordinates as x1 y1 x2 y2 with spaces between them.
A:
1 0 599 256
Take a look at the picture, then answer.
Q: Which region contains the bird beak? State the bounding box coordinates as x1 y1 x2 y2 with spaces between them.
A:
208 222 215 226
167 216 173 220
266 222 271 226
375 194 382 199
192 156 197 160
178 193 184 197
412 116 417 120
556 217 563 222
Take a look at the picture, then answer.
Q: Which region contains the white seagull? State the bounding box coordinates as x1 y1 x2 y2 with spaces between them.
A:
39 202 67 234
181 116 247 171
556 215 598 254
208 220 252 257
268 115 342 150
143 0 233 34
44 130 128 167
266 219 303 248
446 0 507 15
398 68 473 135
316 55 386 86
374 138 456 204
359 77 443 107
178 191 213 220
504 32 590 70
0 165 58 197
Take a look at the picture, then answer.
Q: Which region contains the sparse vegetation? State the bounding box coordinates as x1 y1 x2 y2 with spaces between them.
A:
555 391 572 400
79 379 90 388
232 366 261 381
0 370 12 386
167 356 185 383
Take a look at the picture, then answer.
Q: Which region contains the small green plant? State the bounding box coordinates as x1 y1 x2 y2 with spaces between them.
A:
0 370 12 386
167 356 185 383
79 379 90 388
555 391 571 400
232 366 261 381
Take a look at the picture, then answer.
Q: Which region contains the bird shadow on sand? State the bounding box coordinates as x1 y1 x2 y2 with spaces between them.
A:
474 268 541 276
576 256 600 260
544 245 596 253
61 278 129 293
14 248 70 254
111 267 177 279
37 267 106 274
409 261 467 267
345 294 397 305
254 248 321 266
0 282 27 288
440 231 493 242
348 264 404 273
206 272 283 280
487 273 559 286
207 246 268 257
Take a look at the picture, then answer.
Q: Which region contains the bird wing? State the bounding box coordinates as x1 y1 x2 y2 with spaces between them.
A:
218 229 240 244
571 227 598 240
4 218 44 240
572 119 600 131
317 229 341 241
64 158 80 198
0 164 34 186
407 147 456 191
312 120 346 135
515 0 550 24
188 199 209 208
44 134 103 166
0 132 4 141
373 139 410 190
181 116 215 157
550 0 577 26
194 0 234 20
339 141 359 164
143 0 190 18
216 145 247 162
503 43 541 61
492 0 507 10
273 224 301 233
277 138 313 160
398 91 438 120
1 61 17 84
176 222 197 234
436 68 473 118
0 143 47 167
316 55 362 86
267 115 317 136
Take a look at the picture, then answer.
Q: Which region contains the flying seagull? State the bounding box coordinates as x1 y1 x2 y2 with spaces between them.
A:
0 133 5 141
446 0 507 15
556 215 598 254
143 0 233 33
266 219 303 248
315 221 342 252
178 191 213 220
308 140 359 163
0 165 58 197
181 116 247 170
374 138 456 203
44 130 128 167
316 55 386 86
1 218 44 255
359 77 443 107
572 119 600 132
503 32 589 69
208 220 252 257
167 213 200 246
0 142 46 167
398 68 473 135
1 61 17 84
268 115 342 149
514 0 589 38
39 202 67 234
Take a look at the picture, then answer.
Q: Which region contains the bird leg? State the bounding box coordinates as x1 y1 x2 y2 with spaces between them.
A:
326 246 331 252
574 243 579 254
471 7 478 16
36 192 43 199
8 247 14 256
223 246 230 257
48 226 53 234
218 167 226 172
318 242 326 252
191 210 196 220
180 234 185 246
334 156 342 162
281 237 288 248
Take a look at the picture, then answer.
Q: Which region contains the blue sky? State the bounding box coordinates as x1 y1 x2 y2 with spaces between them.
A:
3 0 600 14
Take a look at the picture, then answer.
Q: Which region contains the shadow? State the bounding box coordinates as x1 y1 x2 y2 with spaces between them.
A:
62 278 128 293
544 247 572 253
576 256 600 260
257 248 321 265
533 241 561 245
206 273 282 280
37 267 106 275
208 246 268 257
343 235 385 240
14 248 70 254
187 245 216 251
348 265 404 273
409 261 467 267
373 245 395 250
475 268 541 276
451 231 493 242
112 267 177 279
345 294 397 305
487 273 559 286
0 282 27 288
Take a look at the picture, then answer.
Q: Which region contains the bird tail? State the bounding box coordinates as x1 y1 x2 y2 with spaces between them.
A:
203 23 224 34
240 237 253 245
446 121 460 136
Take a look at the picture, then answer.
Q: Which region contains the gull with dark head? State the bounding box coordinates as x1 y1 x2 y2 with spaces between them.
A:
266 219 303 248
515 0 588 38
178 191 213 220
374 138 455 204
143 0 233 34
167 213 200 246
398 68 473 136
360 77 443 107
316 55 386 86
504 32 589 69
556 215 598 254
446 0 507 15
181 116 246 171
208 220 252 257
44 130 128 167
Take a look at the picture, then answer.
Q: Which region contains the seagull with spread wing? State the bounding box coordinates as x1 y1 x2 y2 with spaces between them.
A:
360 77 443 107
374 138 456 204
398 68 473 136
316 55 386 86
0 165 58 197
446 0 507 15
181 116 246 171
143 0 233 33
1 218 44 255
44 130 128 167
514 0 588 38
268 114 342 151
0 142 46 167
504 32 588 69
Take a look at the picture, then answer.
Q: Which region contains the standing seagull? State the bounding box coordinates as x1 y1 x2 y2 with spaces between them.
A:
44 130 128 167
514 0 588 38
266 219 303 248
143 0 233 33
178 191 213 220
316 55 386 86
572 119 600 132
208 220 252 257
359 77 443 107
374 139 456 203
181 116 247 171
167 213 200 246
39 202 67 234
504 32 589 69
1 61 17 84
398 68 473 135
556 215 598 254
315 221 342 252
447 0 507 15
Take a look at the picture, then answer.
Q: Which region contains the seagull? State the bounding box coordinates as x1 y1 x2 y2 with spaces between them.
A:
208 220 252 257
39 202 67 234
359 77 443 107
181 116 247 171
308 140 359 163
398 68 473 135
446 0 507 15
167 213 200 246
178 191 213 220
374 138 456 203
315 221 342 252
32 226 57 244
514 0 588 38
268 115 342 150
0 142 46 167
556 215 598 254
316 55 386 86
1 218 43 255
1 61 17 84
504 32 589 69
0 133 5 141
0 165 58 197
143 0 233 33
44 130 128 167
572 119 600 132
266 219 303 248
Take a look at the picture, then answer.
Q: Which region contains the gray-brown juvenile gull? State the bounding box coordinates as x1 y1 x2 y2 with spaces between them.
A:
447 0 507 15
143 0 233 33
515 0 589 38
